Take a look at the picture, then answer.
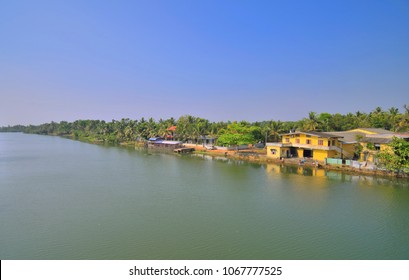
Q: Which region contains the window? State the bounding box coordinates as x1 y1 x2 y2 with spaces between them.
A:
295 139 300 144
306 139 311 145
270 149 277 155
318 140 324 145
295 134 300 137
332 140 336 146
285 138 290 143
306 134 311 138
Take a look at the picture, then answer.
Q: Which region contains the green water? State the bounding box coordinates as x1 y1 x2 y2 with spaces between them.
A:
1 133 408 259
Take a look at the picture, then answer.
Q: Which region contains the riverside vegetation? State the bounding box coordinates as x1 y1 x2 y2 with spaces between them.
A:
2 106 409 175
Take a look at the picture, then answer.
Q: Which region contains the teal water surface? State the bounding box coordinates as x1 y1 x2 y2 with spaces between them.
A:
0 133 408 259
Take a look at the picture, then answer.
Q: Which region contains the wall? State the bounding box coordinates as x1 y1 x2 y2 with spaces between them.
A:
217 145 249 151
313 150 329 161
267 147 291 158
267 147 281 159
359 142 386 162
341 143 356 159
328 150 338 158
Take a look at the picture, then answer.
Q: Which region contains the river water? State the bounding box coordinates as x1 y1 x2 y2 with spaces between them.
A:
0 133 408 259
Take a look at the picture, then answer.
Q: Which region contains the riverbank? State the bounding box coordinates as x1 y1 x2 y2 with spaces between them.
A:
80 138 409 178
20 133 409 179
182 143 408 179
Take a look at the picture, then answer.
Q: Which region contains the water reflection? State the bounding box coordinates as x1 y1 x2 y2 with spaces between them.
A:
189 152 409 189
2 133 409 259
265 163 409 189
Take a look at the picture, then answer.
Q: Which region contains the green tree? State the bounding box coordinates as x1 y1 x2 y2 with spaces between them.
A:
377 137 409 175
261 120 283 142
355 111 370 128
369 107 390 129
217 122 258 147
318 112 332 131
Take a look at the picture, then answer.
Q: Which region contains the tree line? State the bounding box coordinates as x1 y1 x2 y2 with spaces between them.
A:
1 106 409 146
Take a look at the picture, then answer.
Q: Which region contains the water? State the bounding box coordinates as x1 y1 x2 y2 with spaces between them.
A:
1 133 408 259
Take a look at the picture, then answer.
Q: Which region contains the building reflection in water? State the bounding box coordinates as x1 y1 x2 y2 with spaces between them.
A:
265 163 408 189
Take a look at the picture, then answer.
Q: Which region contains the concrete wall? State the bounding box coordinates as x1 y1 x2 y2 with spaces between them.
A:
341 143 356 159
314 150 329 161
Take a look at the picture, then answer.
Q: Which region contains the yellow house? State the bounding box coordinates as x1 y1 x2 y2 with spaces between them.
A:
329 128 405 163
266 128 408 163
266 131 344 162
359 134 409 162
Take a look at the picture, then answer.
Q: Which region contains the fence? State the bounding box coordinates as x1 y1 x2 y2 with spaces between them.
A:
325 158 378 170
216 145 249 151
325 158 352 166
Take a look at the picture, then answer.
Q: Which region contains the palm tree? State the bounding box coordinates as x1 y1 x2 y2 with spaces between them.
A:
156 121 169 138
389 107 399 115
145 118 157 138
387 107 400 132
393 115 409 132
270 120 283 142
176 115 191 142
124 120 136 141
260 120 283 143
355 111 369 128
404 104 409 114
302 112 320 131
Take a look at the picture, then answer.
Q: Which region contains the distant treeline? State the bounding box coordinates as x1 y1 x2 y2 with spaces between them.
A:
1 106 409 146
0 125 26 133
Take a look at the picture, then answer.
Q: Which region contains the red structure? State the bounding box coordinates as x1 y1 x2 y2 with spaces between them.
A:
166 126 177 139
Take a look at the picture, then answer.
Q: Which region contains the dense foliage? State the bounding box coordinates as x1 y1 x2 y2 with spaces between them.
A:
377 137 409 175
1 106 409 146
217 122 262 146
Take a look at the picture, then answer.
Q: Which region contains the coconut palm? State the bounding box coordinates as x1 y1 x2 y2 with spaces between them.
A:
302 112 320 131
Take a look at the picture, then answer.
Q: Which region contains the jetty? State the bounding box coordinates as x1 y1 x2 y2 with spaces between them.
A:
174 147 195 154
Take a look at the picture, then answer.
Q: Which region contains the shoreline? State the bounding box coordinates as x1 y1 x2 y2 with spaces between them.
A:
70 137 409 179
181 143 408 179
12 132 408 179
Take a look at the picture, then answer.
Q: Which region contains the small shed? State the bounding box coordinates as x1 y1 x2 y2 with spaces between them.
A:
199 135 217 146
148 139 183 150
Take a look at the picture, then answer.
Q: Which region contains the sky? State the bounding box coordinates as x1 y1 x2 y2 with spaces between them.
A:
1 0 408 126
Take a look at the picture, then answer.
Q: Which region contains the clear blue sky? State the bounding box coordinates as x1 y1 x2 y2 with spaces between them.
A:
1 0 408 126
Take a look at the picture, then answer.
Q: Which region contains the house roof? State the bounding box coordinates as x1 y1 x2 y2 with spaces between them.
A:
351 128 391 134
148 137 164 141
167 126 177 131
362 134 409 144
396 133 409 137
155 140 182 145
329 131 366 143
362 137 393 144
328 128 394 143
281 131 343 139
